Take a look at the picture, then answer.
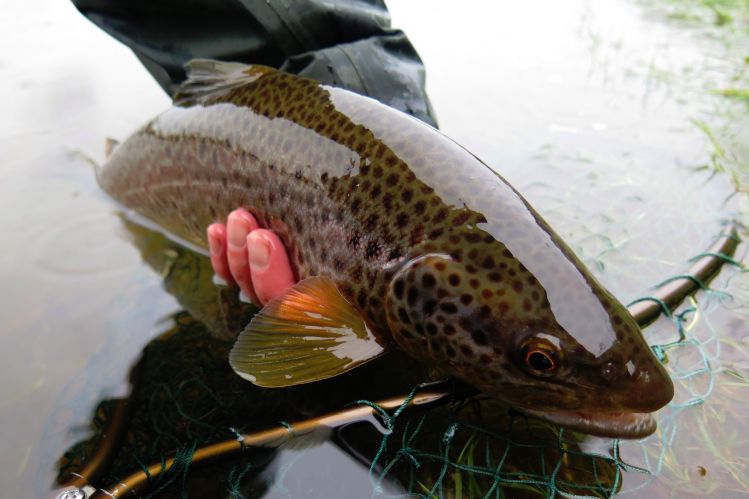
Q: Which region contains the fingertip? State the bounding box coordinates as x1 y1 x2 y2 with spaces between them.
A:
247 230 272 270
227 208 259 247
226 209 260 303
207 223 226 252
207 223 234 285
229 207 258 224
207 222 225 236
248 229 296 305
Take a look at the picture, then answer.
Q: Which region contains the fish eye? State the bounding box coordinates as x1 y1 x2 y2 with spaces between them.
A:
526 350 555 371
520 337 561 376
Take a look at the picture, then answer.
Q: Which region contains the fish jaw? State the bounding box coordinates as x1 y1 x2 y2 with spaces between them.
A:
522 407 657 439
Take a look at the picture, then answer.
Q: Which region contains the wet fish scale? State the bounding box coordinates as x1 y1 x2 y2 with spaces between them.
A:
99 61 673 438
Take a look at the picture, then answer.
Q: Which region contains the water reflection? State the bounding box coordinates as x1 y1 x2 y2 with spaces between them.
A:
55 220 422 496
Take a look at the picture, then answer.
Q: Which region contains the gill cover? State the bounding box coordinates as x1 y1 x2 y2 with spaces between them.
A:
384 253 494 367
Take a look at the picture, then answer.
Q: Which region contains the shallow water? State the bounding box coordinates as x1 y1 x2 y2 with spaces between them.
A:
1 0 747 497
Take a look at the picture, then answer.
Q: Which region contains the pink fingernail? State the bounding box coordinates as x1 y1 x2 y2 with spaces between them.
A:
227 219 248 248
248 233 271 270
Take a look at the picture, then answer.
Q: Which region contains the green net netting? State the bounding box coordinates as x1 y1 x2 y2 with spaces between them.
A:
363 298 732 498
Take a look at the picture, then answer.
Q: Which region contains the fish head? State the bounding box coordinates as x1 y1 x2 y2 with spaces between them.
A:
385 250 674 439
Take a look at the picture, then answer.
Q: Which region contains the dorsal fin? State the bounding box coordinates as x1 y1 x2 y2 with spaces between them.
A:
173 59 276 107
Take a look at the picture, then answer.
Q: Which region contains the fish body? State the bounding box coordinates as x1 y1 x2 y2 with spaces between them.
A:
99 60 673 438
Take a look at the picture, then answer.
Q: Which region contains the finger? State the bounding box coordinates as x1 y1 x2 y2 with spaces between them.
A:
227 208 260 304
207 223 234 285
248 229 296 305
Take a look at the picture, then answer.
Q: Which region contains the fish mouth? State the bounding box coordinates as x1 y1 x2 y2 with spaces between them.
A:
524 408 657 439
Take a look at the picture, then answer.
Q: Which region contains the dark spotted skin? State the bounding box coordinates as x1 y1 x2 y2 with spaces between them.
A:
99 64 673 424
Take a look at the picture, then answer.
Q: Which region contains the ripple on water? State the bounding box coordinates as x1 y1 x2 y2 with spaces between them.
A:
32 212 137 279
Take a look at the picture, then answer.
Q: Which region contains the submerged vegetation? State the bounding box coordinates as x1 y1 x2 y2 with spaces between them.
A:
644 0 749 194
659 0 749 25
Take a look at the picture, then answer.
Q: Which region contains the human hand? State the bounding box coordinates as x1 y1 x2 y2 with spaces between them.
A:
207 208 296 306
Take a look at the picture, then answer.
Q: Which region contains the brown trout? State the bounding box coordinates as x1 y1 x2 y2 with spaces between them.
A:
99 60 673 438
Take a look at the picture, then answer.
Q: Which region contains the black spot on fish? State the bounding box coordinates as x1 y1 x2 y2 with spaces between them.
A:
423 300 437 315
393 278 405 300
383 193 394 210
397 308 410 324
348 231 361 248
364 213 379 231
453 212 471 225
396 213 409 228
365 240 381 260
428 228 444 240
388 247 403 260
471 330 488 346
407 287 419 307
440 303 458 314
351 198 362 214
357 290 368 308
422 274 436 288
464 232 481 243
433 208 449 223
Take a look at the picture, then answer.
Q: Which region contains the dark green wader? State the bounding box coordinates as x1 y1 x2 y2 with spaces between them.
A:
71 0 438 127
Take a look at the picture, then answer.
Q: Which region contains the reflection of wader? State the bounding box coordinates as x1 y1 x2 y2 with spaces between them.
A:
71 0 437 128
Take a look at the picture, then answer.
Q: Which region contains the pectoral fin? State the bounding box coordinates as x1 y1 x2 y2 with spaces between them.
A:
229 277 385 387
